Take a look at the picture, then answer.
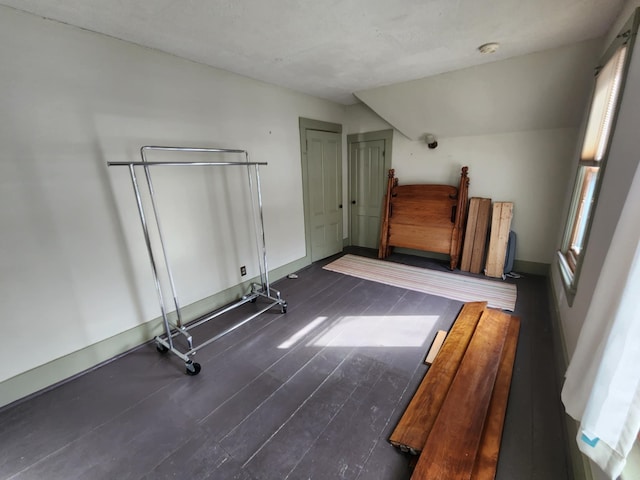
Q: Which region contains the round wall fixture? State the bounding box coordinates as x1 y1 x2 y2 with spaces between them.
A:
478 42 500 54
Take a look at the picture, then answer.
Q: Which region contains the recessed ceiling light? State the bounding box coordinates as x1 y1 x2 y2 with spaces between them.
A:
478 42 500 54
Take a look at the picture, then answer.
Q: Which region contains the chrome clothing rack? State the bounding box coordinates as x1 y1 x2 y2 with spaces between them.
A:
109 146 287 375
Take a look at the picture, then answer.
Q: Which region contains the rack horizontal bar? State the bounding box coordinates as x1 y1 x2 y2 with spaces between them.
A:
108 161 268 167
142 146 247 154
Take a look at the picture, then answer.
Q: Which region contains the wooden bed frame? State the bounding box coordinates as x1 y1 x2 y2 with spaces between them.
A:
378 167 470 270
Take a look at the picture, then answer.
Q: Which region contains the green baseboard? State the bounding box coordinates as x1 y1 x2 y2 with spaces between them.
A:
512 259 550 276
0 256 310 410
390 247 550 276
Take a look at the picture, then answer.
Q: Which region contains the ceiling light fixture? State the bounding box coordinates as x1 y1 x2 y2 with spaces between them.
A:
478 42 500 54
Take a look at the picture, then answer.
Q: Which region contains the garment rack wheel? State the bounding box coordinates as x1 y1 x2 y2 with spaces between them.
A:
185 360 201 376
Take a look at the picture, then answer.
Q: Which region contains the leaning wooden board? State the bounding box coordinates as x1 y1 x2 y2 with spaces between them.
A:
460 198 480 272
424 330 448 365
471 315 521 480
410 309 512 480
389 301 486 452
485 202 513 278
470 198 492 274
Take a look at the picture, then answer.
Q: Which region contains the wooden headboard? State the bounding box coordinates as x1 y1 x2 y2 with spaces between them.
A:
378 167 470 270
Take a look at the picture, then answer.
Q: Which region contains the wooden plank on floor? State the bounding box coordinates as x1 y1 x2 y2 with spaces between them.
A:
424 330 447 365
485 202 513 278
389 301 487 453
471 314 520 480
411 308 511 480
470 198 492 274
460 198 480 272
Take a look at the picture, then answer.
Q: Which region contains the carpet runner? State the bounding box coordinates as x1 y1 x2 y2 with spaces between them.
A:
323 254 516 311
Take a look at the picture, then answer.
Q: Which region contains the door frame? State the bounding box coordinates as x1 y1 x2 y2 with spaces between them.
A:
299 117 343 265
346 129 393 247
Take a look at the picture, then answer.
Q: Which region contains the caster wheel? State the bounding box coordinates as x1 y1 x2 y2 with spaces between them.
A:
156 343 168 354
281 302 288 314
186 362 201 376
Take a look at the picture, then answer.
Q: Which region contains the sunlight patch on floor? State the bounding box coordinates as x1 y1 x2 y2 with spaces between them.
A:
278 315 439 349
309 315 439 347
278 316 329 349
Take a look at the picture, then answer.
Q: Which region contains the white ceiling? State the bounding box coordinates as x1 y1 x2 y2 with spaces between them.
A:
0 0 625 104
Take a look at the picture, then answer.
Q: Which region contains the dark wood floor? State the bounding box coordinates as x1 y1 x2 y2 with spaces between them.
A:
0 248 569 480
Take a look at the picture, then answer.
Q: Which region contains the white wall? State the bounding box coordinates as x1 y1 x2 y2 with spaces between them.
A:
345 103 394 134
549 3 640 479
345 104 579 265
391 129 579 264
0 6 344 401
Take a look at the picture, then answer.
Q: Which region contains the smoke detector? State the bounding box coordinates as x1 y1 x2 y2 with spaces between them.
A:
478 42 500 54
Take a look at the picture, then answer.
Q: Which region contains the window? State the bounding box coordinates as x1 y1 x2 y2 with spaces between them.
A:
557 40 630 298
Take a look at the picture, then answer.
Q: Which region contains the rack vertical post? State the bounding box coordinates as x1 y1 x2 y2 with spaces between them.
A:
108 146 287 375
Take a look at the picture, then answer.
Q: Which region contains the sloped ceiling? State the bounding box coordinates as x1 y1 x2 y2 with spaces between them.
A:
355 39 601 139
0 0 625 105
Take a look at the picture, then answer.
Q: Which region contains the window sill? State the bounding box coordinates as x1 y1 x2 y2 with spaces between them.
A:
556 250 577 306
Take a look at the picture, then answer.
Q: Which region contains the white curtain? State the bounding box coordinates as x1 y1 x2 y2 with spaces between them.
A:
562 164 640 479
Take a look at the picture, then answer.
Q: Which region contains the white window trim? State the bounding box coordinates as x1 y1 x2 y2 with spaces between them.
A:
557 30 634 303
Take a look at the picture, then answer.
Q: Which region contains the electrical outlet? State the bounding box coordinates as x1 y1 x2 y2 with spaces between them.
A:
240 265 247 276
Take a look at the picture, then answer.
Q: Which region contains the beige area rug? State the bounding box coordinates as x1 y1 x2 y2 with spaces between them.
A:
323 254 517 311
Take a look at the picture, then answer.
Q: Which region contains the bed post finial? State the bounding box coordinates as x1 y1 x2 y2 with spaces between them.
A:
388 168 395 179
460 166 469 189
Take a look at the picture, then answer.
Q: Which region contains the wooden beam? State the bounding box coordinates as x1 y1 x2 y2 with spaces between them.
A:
410 309 511 480
460 198 480 272
470 198 492 274
471 315 521 480
389 301 486 453
485 202 513 278
424 330 448 365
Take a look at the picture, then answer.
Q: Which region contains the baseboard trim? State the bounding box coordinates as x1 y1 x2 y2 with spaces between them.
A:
388 248 550 276
0 256 310 410
513 259 550 276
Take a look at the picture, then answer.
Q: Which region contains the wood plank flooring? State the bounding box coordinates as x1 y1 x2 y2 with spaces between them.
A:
0 247 569 480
